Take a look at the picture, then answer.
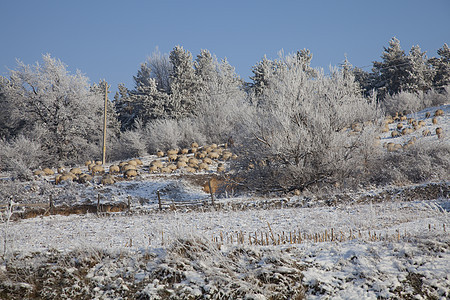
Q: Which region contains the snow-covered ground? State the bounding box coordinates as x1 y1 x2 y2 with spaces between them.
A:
0 105 449 299
1 196 448 299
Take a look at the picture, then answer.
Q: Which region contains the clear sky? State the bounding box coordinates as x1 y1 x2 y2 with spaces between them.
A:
1 0 449 94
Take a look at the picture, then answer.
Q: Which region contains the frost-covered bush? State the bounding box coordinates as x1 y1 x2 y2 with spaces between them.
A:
368 140 450 186
0 135 45 180
383 88 449 116
235 53 380 193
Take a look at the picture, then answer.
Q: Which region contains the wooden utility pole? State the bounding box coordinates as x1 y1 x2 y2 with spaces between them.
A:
102 83 108 165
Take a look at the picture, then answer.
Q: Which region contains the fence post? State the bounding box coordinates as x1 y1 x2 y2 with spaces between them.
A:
97 194 101 215
209 179 216 207
157 190 162 210
49 195 54 212
127 196 131 211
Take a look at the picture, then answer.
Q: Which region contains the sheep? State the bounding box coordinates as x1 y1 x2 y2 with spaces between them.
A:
160 167 172 174
217 165 226 173
78 173 93 183
95 160 102 165
425 112 431 118
58 167 66 174
55 173 74 184
407 118 415 125
400 116 407 121
168 154 178 162
207 152 220 160
434 109 444 117
210 143 218 149
198 162 209 171
396 123 403 130
418 120 426 127
381 125 390 133
432 117 438 125
87 163 96 171
43 168 55 176
101 174 115 185
85 160 92 166
436 127 443 137
190 147 198 154
231 154 238 160
70 167 82 176
177 155 189 163
176 161 187 169
127 160 138 166
188 158 199 165
422 129 431 136
121 164 137 173
167 149 179 156
119 161 128 168
191 142 199 148
222 151 233 160
180 148 189 154
151 160 164 168
203 157 213 165
391 131 400 138
33 170 46 176
91 165 105 176
185 167 196 173
168 164 177 171
109 165 120 174
148 164 159 173
195 151 207 159
156 150 164 157
124 169 138 178
134 158 143 166
386 143 396 152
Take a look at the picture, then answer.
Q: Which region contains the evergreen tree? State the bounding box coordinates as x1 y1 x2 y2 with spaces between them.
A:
169 45 202 119
405 45 434 93
250 55 275 97
372 37 410 99
429 43 450 89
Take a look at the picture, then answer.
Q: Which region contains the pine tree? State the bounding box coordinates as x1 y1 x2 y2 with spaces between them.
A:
429 43 450 89
372 37 410 99
405 45 434 92
250 55 275 97
169 45 202 119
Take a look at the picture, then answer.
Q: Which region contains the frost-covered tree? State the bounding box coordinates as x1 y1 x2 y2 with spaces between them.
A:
429 43 450 89
169 45 202 119
238 52 379 193
0 54 116 165
145 48 172 93
249 55 275 97
404 45 434 93
372 37 410 99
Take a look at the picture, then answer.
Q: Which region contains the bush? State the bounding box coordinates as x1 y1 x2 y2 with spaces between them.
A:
233 54 380 194
0 135 45 180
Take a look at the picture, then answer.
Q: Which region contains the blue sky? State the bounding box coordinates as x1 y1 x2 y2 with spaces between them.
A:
1 0 449 94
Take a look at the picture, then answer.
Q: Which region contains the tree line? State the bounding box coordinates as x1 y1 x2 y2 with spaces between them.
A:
0 38 449 192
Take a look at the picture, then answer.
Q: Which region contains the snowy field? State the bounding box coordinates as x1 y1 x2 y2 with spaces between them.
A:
1 194 448 299
0 105 449 299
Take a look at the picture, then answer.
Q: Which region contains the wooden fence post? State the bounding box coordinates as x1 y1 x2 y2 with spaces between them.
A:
127 196 131 210
49 195 54 212
97 194 101 215
208 179 216 207
157 190 162 210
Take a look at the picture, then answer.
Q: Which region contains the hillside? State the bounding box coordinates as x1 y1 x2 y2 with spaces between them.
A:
0 105 448 299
